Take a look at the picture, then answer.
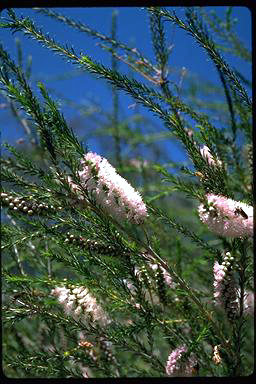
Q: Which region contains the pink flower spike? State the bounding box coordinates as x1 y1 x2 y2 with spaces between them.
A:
213 261 226 303
166 345 197 377
198 194 253 237
51 285 110 326
200 145 222 167
73 152 148 224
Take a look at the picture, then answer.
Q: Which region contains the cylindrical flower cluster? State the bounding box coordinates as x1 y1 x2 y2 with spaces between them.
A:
166 345 197 376
149 263 174 288
244 290 254 316
51 285 110 326
200 145 222 167
64 232 120 255
122 261 175 308
246 143 253 174
99 337 117 365
213 260 226 304
69 152 148 224
198 194 253 237
213 257 239 321
0 191 63 215
223 274 239 320
212 345 222 365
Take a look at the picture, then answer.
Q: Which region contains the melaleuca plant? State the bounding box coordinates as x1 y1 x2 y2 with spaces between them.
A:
1 6 253 378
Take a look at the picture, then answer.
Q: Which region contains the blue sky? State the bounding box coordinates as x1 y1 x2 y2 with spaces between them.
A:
0 6 252 163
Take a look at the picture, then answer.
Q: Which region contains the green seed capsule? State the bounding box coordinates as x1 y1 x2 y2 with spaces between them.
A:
28 210 33 215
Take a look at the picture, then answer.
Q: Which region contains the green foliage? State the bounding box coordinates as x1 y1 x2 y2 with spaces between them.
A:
1 6 253 378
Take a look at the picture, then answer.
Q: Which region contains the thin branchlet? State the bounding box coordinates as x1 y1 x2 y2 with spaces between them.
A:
147 7 251 108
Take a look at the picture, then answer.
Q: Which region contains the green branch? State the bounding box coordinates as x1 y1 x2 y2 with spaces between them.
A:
147 7 251 108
